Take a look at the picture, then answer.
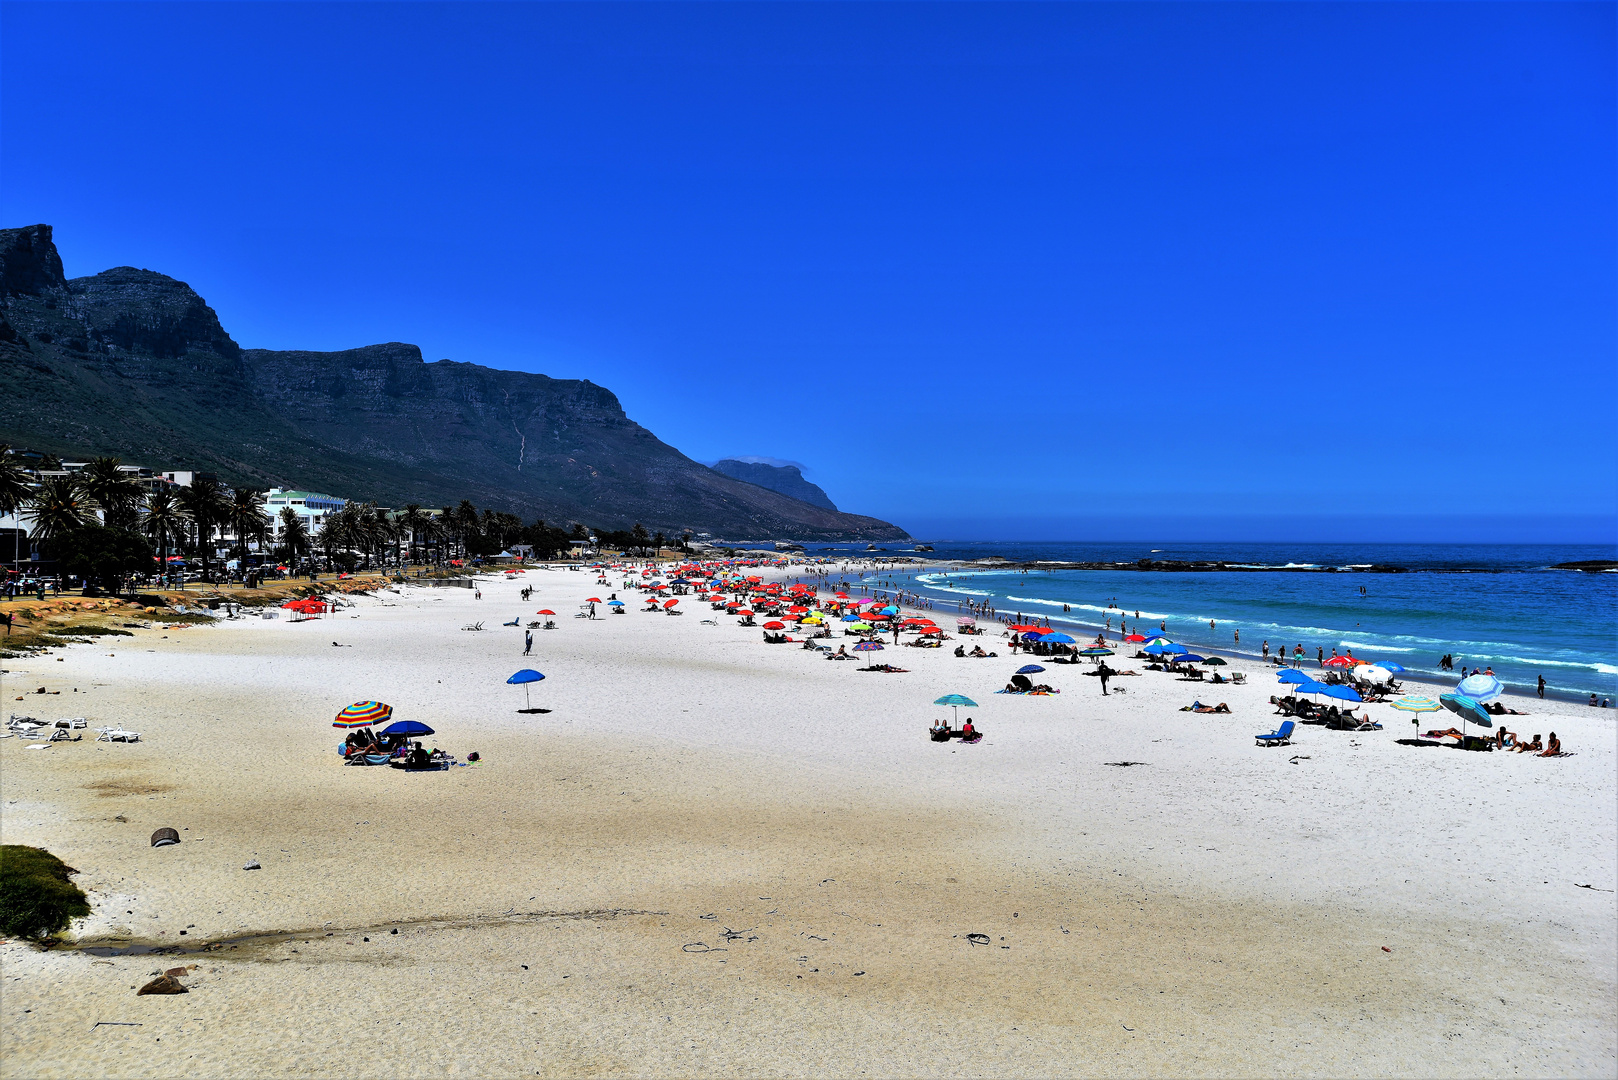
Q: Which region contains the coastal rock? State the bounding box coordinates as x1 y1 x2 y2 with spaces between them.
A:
136 975 187 995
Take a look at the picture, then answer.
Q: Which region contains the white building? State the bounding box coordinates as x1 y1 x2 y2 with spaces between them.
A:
265 488 347 539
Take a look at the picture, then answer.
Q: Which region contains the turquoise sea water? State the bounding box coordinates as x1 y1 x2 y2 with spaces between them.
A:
811 542 1617 703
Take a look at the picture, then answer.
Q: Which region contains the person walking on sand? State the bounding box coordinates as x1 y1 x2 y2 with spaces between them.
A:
524 629 533 656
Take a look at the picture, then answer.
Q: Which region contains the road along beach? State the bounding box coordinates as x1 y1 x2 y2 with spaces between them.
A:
3 564 1613 1077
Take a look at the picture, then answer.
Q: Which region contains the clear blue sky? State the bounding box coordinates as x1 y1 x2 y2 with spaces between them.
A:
3 3 1613 543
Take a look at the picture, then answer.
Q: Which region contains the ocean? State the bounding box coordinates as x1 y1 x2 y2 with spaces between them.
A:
801 542 1618 703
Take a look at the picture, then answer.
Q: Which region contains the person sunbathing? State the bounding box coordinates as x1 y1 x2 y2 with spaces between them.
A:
1423 727 1466 741
1539 732 1562 756
1515 734 1543 753
1483 701 1526 716
1181 701 1231 713
1494 728 1517 749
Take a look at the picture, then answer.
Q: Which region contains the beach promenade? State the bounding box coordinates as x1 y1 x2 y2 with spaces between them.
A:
2 565 1614 1077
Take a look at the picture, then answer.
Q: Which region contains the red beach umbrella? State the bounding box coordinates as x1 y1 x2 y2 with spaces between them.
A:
763 621 786 630
663 599 679 609
537 609 556 615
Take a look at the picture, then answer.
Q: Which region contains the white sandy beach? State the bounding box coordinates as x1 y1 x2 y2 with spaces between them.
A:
2 563 1614 1078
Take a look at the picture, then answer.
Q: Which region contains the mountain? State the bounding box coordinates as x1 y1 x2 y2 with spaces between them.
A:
710 459 838 511
0 225 908 541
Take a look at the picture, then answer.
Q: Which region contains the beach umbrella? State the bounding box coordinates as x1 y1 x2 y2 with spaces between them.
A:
1015 664 1046 675
1142 636 1172 647
1078 646 1113 657
957 616 976 625
507 668 547 712
1042 633 1077 644
606 600 625 607
920 627 944 635
536 609 555 616
735 609 754 617
1358 665 1392 684
1374 661 1407 674
1202 656 1227 666
934 692 978 723
1143 642 1181 655
1174 653 1206 664
841 614 863 622
586 597 602 603
853 640 884 668
1323 684 1363 703
663 598 679 609
1124 634 1146 643
1456 674 1503 702
1390 694 1441 731
763 621 786 630
1440 692 1493 730
848 622 872 632
333 701 393 729
880 606 900 615
1323 655 1355 668
1296 679 1330 696
1278 669 1310 685
380 720 434 738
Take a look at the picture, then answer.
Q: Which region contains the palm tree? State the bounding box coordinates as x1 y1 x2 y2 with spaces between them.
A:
141 488 188 587
24 475 95 544
0 445 36 581
278 507 310 569
176 477 231 583
78 457 144 531
455 501 479 560
227 489 271 564
399 504 426 565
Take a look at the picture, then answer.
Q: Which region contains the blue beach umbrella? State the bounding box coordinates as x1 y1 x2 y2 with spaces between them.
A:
1323 684 1363 703
1143 642 1181 655
1375 662 1406 674
1296 680 1330 696
1041 633 1077 644
841 614 863 622
1440 692 1493 730
507 668 547 712
934 692 978 722
1174 653 1206 664
1016 664 1046 674
1456 674 1503 702
381 720 435 738
1277 669 1310 685
606 599 625 607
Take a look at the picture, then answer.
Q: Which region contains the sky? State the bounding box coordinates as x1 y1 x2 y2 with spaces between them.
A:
3 2 1613 543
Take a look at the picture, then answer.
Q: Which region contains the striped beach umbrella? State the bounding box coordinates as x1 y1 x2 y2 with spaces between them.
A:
333 701 392 729
1390 694 1441 730
1456 674 1503 702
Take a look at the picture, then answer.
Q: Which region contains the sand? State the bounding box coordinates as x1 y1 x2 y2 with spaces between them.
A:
2 563 1614 1077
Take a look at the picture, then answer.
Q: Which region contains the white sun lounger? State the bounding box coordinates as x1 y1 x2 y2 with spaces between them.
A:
95 728 142 742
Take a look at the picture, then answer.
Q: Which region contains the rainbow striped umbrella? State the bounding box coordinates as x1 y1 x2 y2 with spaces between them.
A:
333 701 393 729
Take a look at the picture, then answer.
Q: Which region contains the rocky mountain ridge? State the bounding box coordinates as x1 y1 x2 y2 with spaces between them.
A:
0 224 907 540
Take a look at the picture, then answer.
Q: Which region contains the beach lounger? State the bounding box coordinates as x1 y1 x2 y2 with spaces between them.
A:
1256 720 1295 747
96 728 142 742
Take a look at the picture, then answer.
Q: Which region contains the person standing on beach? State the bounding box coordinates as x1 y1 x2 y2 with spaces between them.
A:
524 630 533 656
1099 663 1110 696
1538 674 1545 699
1262 640 1269 660
1317 647 1324 667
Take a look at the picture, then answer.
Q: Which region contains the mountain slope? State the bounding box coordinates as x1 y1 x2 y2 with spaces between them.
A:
0 224 907 540
711 459 838 511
